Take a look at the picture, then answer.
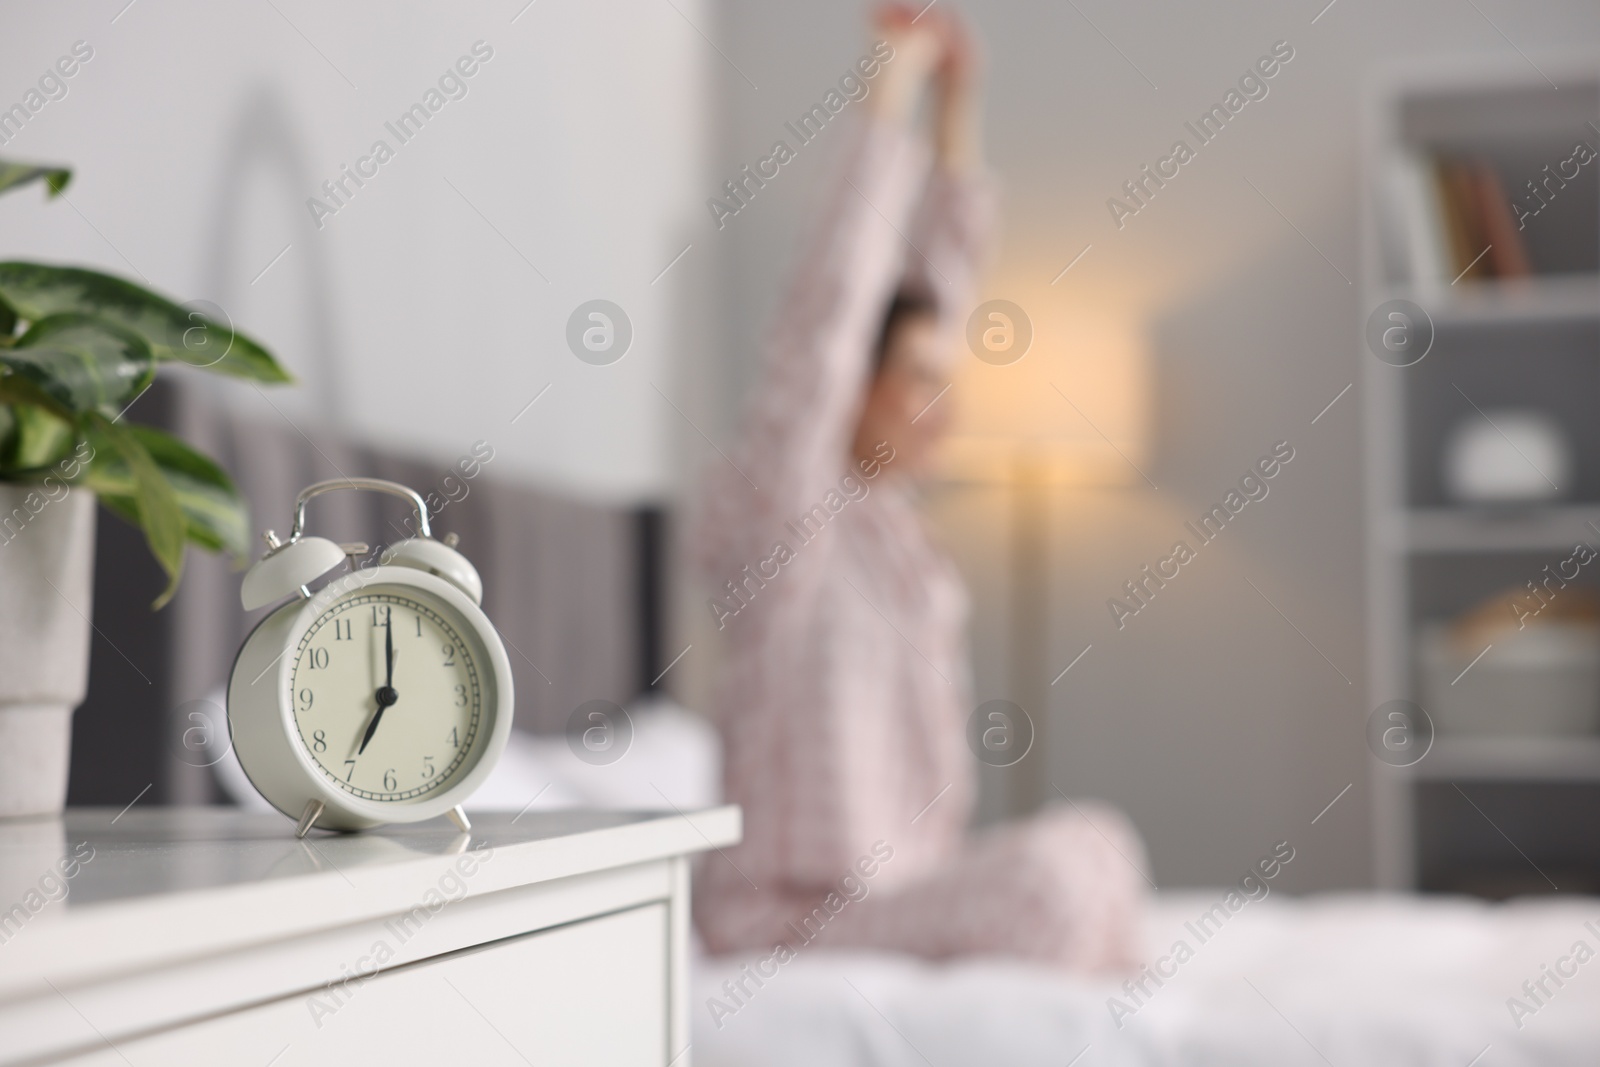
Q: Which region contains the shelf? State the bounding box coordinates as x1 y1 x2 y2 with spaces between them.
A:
1363 69 1600 893
1390 506 1600 553
1378 274 1600 325
1402 735 1600 781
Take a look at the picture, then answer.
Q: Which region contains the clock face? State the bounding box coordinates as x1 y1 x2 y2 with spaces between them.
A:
288 585 485 803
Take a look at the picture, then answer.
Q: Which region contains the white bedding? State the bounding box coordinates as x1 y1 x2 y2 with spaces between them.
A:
694 891 1600 1066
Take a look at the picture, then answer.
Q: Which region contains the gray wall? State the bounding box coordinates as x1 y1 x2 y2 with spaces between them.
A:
694 0 1600 889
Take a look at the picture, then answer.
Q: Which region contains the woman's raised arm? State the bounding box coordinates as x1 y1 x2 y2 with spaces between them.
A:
688 12 946 586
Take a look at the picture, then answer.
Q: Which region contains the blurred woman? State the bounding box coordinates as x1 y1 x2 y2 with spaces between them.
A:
691 5 1146 972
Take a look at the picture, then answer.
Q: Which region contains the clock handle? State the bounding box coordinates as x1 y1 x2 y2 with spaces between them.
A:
289 478 433 542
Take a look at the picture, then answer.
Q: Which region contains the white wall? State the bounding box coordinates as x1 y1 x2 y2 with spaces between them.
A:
1 0 709 503
700 0 1600 889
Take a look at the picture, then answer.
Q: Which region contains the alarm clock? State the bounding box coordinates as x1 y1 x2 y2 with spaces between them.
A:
227 478 514 837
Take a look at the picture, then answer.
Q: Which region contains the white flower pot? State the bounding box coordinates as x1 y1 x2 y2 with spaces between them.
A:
0 482 96 818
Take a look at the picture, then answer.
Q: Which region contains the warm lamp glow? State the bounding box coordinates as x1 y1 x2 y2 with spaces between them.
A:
937 299 1150 486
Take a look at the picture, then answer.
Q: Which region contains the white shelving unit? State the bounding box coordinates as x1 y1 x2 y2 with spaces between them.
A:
1362 59 1600 891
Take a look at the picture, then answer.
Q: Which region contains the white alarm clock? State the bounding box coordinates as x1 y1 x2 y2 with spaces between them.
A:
227 478 513 837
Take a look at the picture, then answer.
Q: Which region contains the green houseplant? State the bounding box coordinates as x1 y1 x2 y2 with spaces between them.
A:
0 159 290 816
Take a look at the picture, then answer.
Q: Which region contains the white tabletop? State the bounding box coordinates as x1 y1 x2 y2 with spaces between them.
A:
0 805 740 998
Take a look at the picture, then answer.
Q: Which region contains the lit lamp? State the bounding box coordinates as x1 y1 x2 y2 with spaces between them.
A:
935 307 1150 815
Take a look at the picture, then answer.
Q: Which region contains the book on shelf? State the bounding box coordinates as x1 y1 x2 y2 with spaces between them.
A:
1387 149 1535 288
1471 161 1534 279
1386 151 1450 290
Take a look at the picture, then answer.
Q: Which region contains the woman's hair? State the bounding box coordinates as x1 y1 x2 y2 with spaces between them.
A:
872 291 938 373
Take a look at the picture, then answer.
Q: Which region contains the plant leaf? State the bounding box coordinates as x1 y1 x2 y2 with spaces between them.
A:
82 424 250 559
85 412 186 608
0 402 75 474
0 263 291 384
0 161 71 199
0 373 73 423
1 312 155 415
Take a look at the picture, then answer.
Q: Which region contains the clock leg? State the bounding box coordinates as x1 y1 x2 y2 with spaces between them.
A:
296 799 325 839
447 805 472 833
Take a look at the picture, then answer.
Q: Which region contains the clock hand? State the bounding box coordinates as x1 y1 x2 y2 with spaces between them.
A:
383 606 394 692
359 612 399 756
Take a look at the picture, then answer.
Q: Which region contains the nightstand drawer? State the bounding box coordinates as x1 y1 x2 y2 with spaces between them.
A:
55 903 668 1066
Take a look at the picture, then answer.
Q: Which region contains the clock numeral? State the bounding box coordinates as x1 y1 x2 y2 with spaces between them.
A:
442 642 456 667
306 647 329 670
415 615 423 638
372 605 388 627
311 729 327 752
298 688 314 711
332 619 352 641
454 684 467 708
343 760 356 782
422 756 435 778
383 768 397 791
447 727 459 748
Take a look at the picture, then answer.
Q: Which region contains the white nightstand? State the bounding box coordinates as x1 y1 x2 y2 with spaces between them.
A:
0 806 740 1066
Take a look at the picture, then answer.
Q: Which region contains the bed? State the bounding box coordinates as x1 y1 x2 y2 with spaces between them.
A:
457 704 1600 1067
691 889 1600 1066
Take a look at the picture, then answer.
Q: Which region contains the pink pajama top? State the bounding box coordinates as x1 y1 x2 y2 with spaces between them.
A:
691 114 1146 972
